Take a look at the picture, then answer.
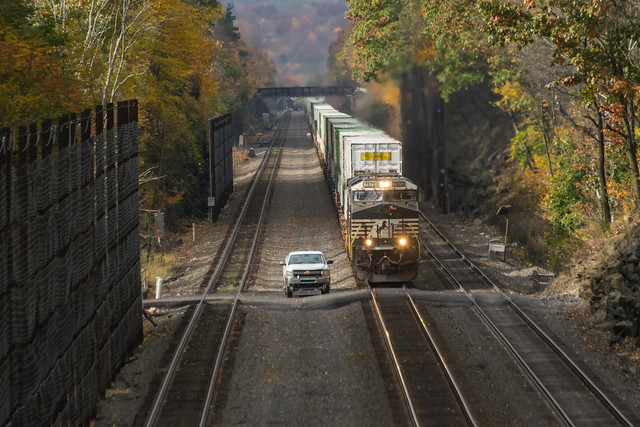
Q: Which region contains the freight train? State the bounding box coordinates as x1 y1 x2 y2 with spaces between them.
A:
305 99 420 284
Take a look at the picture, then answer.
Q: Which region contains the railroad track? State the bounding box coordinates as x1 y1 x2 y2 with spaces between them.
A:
139 114 289 426
418 209 638 426
369 286 477 426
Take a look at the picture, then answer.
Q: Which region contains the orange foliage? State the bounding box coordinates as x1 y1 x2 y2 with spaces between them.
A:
0 30 82 126
368 80 401 109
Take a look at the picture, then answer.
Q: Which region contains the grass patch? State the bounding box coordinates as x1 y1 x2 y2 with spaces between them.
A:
141 245 178 296
233 147 251 173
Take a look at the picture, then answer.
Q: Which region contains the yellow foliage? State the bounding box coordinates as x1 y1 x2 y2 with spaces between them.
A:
412 38 437 63
521 163 550 202
364 80 399 108
380 85 400 107
0 29 82 126
492 81 529 112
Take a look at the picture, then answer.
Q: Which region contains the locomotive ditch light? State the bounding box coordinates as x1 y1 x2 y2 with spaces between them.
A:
365 238 373 246
399 237 407 246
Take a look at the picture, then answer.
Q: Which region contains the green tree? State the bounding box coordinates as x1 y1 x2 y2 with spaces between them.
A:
327 22 355 86
346 0 451 204
137 0 221 214
346 0 413 82
479 0 640 209
213 3 275 115
0 0 81 126
546 133 588 231
420 0 488 100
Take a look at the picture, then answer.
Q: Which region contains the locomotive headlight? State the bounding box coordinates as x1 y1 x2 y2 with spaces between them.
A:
399 237 407 246
365 238 373 246
378 180 391 189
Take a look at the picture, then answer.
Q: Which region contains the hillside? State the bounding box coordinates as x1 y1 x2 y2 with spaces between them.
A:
230 0 348 85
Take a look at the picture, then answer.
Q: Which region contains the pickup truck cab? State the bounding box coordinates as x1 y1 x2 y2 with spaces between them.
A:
280 251 333 297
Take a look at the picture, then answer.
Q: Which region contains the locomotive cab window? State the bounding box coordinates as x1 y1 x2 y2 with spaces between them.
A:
354 190 383 201
387 190 417 201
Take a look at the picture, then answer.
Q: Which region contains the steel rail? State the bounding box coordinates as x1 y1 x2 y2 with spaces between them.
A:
143 115 288 427
505 299 634 426
417 234 574 426
418 208 634 426
369 288 421 426
198 115 287 426
402 286 478 427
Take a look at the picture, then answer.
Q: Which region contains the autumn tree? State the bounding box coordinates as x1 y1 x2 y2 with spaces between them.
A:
420 0 488 100
0 0 82 126
16 0 275 217
135 0 221 214
346 0 451 205
29 0 162 105
327 22 355 87
137 1 275 215
213 4 276 115
480 0 640 215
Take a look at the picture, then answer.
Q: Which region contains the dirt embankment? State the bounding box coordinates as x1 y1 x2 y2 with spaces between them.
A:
555 221 640 342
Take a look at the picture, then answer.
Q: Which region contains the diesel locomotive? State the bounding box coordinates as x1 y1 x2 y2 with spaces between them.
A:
306 99 420 284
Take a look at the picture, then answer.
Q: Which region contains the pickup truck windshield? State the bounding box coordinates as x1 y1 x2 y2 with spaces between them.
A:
289 254 324 264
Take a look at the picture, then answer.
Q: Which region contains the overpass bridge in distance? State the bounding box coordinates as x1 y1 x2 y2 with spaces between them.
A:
257 85 356 98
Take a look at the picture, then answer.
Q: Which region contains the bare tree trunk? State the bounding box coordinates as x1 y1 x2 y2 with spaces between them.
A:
400 66 447 210
538 102 554 177
433 86 446 210
102 0 157 105
621 99 640 206
594 105 611 226
401 67 432 199
152 124 165 209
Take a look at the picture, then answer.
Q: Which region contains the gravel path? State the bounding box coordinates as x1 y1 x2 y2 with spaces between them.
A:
215 302 393 425
212 111 393 424
249 112 354 293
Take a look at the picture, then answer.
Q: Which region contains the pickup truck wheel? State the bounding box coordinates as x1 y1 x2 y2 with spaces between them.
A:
286 286 293 298
323 285 330 294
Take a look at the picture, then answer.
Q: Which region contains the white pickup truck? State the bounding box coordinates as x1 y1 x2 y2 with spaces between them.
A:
280 251 333 297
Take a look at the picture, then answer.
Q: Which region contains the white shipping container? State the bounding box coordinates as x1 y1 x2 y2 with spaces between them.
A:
312 105 338 157
330 128 377 208
347 138 403 175
336 132 401 215
313 105 335 137
319 111 349 160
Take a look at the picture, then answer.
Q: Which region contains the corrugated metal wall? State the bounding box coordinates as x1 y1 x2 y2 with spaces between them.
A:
209 114 234 222
0 100 142 425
